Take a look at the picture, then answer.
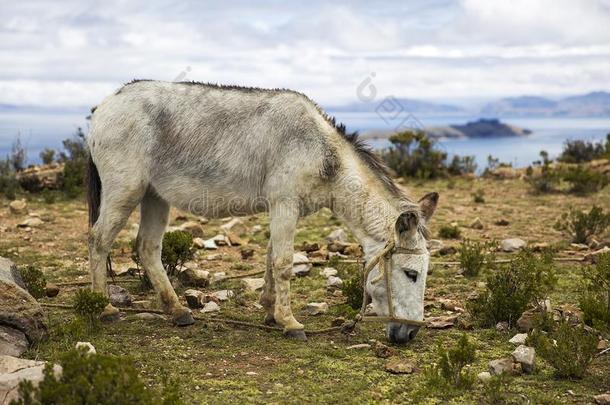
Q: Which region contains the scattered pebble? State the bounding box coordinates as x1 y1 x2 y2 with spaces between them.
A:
75 341 96 355
477 371 492 382
292 252 312 276
501 238 527 252
509 333 528 345
385 357 414 374
242 277 265 292
326 276 343 288
201 301 220 313
511 345 535 373
305 302 329 315
326 229 348 244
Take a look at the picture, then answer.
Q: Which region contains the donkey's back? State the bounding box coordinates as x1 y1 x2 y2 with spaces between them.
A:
88 80 338 216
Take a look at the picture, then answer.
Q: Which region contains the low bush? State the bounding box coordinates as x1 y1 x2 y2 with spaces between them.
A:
11 348 182 405
20 266 46 299
458 239 496 277
381 130 448 180
579 252 610 331
560 165 609 195
468 250 556 327
0 158 19 200
525 151 559 194
448 155 477 176
438 224 461 239
73 289 109 329
558 136 610 163
554 205 610 244
425 334 476 390
342 275 363 310
481 374 514 405
471 188 485 203
528 320 598 379
39 148 56 165
58 127 88 198
131 230 194 279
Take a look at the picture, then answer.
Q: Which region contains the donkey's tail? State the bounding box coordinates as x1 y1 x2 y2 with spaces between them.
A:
86 154 102 227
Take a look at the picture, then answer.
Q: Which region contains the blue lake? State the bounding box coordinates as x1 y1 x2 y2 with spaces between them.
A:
1 108 609 169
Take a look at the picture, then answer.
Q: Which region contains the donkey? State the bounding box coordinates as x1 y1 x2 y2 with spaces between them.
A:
87 80 438 343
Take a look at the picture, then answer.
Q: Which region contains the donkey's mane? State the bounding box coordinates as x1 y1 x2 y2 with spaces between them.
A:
117 79 404 199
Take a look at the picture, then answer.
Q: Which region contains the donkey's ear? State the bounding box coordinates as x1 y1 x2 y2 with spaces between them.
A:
418 192 439 222
395 211 418 234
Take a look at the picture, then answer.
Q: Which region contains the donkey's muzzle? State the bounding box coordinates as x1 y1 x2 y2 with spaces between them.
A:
387 322 420 344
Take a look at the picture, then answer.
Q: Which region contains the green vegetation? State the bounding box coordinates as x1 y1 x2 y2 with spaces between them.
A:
131 230 194 279
424 334 476 390
20 266 47 299
438 224 461 239
558 135 610 163
580 252 610 331
471 188 485 203
554 205 610 244
39 148 56 165
528 320 598 379
58 127 89 198
560 165 609 195
11 348 182 405
468 250 556 327
73 289 109 330
342 274 363 310
525 151 559 194
0 157 19 200
458 239 496 277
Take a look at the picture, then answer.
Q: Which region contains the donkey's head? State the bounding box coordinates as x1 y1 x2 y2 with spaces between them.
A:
366 192 438 344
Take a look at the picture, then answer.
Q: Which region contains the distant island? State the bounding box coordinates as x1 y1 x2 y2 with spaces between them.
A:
424 118 531 139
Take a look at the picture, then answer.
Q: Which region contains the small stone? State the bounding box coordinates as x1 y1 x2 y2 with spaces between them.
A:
327 276 343 288
201 301 220 313
212 290 234 301
220 217 248 235
509 333 528 345
192 237 206 249
242 278 265 292
184 289 204 308
595 394 610 405
494 219 510 226
511 345 535 373
131 312 166 321
305 302 329 315
326 228 348 243
179 268 210 287
320 267 338 278
385 357 414 374
45 283 60 298
373 341 395 358
496 321 509 332
132 300 153 310
470 217 484 229
598 339 608 350
300 242 320 253
252 225 263 233
240 247 255 260
178 221 204 237
0 326 28 357
0 355 62 403
226 231 247 246
331 317 346 327
9 200 27 215
501 238 526 252
517 309 537 332
75 341 96 355
212 272 226 282
531 242 550 252
347 343 371 350
439 246 457 256
17 217 43 228
201 238 218 250
212 234 229 246
477 371 492 382
107 284 132 306
489 357 517 375
570 243 589 251
427 315 458 329
292 252 312 276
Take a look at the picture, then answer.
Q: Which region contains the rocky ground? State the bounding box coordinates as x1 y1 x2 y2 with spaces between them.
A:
1 176 610 404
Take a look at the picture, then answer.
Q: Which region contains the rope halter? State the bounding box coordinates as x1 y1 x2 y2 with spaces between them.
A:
357 235 428 327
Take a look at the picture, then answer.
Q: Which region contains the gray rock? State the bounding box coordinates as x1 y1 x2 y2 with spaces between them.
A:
107 284 132 306
130 312 166 321
192 237 207 249
8 200 27 215
292 252 311 276
0 355 62 404
212 272 226 282
320 267 338 278
326 229 348 244
220 218 248 235
17 217 43 228
242 278 265 292
384 357 414 374
201 301 220 313
595 394 610 405
45 283 59 298
178 268 210 287
305 302 329 315
511 345 535 373
477 371 492 382
0 326 28 357
75 341 96 354
327 276 343 288
0 257 48 343
178 221 204 237
470 217 484 230
517 309 537 332
489 357 517 375
212 290 234 301
509 333 528 345
501 238 526 252
184 289 204 308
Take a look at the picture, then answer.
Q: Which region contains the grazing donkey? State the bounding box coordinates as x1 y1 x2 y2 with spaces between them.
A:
87 80 438 343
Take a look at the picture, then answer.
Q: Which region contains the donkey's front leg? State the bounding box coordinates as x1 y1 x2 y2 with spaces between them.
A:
259 241 277 325
269 204 306 340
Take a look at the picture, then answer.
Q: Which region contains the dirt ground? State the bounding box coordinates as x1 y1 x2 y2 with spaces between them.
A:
1 176 609 404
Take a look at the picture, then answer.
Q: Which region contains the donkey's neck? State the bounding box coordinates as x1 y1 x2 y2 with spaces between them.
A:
330 158 403 262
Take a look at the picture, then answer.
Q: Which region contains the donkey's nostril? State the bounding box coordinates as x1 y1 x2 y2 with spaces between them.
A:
408 327 420 341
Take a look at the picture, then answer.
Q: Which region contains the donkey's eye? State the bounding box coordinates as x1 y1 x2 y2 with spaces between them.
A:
404 270 418 283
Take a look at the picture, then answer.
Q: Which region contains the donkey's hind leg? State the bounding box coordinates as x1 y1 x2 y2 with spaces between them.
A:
260 241 276 325
89 182 144 321
137 191 194 326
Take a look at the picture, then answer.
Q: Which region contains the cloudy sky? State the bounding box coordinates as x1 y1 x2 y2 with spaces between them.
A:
1 0 610 109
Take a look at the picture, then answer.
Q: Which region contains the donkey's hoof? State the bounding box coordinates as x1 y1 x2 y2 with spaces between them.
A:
264 314 277 326
171 307 195 327
100 304 120 323
283 329 307 341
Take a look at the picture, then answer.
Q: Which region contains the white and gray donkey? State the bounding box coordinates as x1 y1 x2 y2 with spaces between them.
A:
87 80 438 343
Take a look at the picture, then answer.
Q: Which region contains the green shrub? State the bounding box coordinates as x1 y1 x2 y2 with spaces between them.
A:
342 275 363 310
161 231 194 276
525 151 559 194
39 148 56 165
448 155 477 176
458 240 496 277
11 348 182 405
20 266 46 299
481 374 514 405
558 137 609 163
554 205 610 244
438 224 461 239
579 252 610 331
10 135 27 171
529 320 597 379
468 250 556 327
0 158 19 200
42 189 57 204
381 130 448 180
560 165 609 195
58 127 88 198
425 334 476 390
471 188 485 203
73 289 109 329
